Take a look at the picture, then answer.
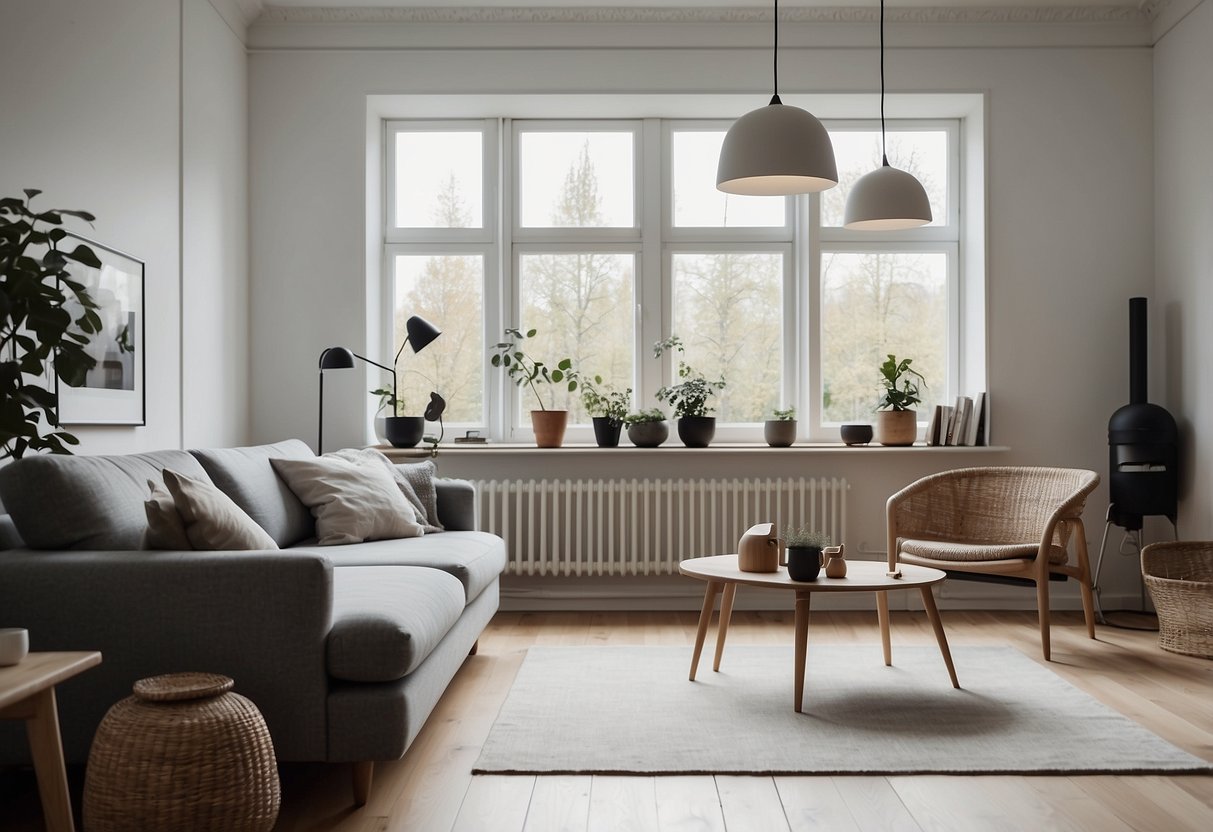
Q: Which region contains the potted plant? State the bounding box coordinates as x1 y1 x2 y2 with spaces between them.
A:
0 190 103 459
764 407 797 447
654 336 726 448
784 526 832 582
624 408 669 448
490 327 577 448
369 387 424 448
581 375 632 448
874 353 925 446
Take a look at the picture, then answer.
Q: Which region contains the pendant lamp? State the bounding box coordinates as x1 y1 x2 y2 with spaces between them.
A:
716 0 837 195
843 0 932 230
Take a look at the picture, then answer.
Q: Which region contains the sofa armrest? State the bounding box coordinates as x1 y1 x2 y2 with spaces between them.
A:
0 548 335 762
435 478 477 531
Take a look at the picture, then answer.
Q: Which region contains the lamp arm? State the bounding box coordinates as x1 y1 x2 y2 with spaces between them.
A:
353 352 399 411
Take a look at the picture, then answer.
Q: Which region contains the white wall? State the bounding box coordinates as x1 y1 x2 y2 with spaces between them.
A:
0 0 250 454
0 0 183 453
1155 0 1213 538
183 0 251 447
249 36 1155 604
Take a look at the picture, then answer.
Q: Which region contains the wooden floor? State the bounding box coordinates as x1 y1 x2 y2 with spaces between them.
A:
3 610 1212 831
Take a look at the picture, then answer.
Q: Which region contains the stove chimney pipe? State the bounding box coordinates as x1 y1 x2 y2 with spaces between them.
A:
1129 296 1147 405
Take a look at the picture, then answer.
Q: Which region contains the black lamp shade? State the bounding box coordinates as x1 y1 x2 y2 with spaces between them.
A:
319 347 356 370
405 316 442 353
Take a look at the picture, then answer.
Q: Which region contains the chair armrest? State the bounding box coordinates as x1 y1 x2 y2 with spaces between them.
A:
435 477 477 531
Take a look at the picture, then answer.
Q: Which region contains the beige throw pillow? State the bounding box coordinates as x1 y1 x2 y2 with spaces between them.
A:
329 448 442 532
143 478 192 550
270 455 424 546
162 470 279 551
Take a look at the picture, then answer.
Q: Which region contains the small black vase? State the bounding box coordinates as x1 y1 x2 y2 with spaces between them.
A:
384 416 425 448
591 417 623 448
677 416 716 448
787 546 823 582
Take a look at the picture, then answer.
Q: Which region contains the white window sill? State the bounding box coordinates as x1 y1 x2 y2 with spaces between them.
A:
379 442 1011 461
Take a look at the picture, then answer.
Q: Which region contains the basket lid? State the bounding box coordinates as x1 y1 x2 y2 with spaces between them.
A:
133 672 234 702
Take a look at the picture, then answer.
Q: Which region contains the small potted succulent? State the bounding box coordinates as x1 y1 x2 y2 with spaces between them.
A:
764 407 797 448
624 408 669 448
654 336 726 448
784 526 832 582
874 354 925 446
490 327 577 448
581 375 632 448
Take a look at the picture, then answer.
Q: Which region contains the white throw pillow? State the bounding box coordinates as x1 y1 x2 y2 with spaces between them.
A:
270 455 424 545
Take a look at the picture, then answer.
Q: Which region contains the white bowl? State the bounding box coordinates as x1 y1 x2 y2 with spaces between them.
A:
0 628 29 666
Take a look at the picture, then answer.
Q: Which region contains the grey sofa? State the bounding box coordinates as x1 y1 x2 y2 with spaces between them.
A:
0 439 505 804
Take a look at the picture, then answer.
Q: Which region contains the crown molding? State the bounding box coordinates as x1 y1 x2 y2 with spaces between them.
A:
255 4 1162 26
234 0 267 24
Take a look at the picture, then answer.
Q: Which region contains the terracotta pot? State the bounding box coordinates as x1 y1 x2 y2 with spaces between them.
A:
677 416 716 448
591 417 622 448
763 419 797 447
627 421 668 447
531 410 569 448
384 416 424 448
875 410 917 446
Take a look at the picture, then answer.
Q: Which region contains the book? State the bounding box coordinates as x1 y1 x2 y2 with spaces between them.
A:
973 392 988 446
956 396 974 446
926 405 943 446
941 405 956 445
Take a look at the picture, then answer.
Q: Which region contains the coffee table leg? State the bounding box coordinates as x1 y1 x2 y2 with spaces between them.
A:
794 591 811 713
713 582 737 672
690 581 722 681
920 586 960 689
25 688 75 832
876 592 892 667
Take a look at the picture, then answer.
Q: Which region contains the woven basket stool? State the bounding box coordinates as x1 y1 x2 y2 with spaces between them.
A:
83 672 280 832
1142 542 1213 659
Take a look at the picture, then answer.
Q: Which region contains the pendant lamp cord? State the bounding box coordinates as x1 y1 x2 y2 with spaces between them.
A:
770 0 781 104
880 0 889 167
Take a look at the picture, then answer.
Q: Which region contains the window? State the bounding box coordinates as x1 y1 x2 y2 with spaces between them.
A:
384 113 967 442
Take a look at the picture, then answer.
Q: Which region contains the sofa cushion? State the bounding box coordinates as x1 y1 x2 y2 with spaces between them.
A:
190 440 315 547
328 566 465 682
0 450 211 550
143 479 192 551
900 538 1069 565
163 470 280 551
290 531 506 603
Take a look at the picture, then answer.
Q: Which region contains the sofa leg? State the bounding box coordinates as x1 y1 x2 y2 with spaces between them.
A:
469 639 479 656
352 760 374 807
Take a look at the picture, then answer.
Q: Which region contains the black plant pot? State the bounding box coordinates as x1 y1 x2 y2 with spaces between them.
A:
591 417 623 448
677 416 716 448
384 416 425 448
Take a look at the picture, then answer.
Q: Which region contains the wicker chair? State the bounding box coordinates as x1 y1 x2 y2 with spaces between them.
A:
886 467 1100 661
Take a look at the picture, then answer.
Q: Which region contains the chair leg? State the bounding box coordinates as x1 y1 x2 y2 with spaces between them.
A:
1073 522 1097 639
352 760 374 807
1036 576 1052 661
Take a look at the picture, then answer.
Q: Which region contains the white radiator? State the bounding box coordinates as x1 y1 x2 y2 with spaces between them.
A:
475 477 849 577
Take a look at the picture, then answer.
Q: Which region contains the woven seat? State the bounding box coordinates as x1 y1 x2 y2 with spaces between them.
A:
887 466 1100 661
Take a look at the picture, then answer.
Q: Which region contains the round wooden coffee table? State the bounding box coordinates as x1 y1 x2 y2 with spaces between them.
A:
678 555 960 712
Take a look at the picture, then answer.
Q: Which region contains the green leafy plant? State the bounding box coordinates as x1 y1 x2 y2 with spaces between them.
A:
370 387 402 417
876 354 926 412
581 375 631 424
654 335 726 418
490 327 577 411
0 190 103 459
784 526 832 549
623 407 666 426
771 407 796 421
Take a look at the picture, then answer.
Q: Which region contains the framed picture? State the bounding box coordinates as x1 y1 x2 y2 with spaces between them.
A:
56 233 146 425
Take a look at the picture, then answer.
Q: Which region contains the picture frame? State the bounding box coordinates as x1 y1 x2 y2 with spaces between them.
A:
55 233 146 426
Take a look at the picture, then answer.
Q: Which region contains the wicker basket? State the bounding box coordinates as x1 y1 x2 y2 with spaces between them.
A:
1142 542 1213 659
84 672 280 832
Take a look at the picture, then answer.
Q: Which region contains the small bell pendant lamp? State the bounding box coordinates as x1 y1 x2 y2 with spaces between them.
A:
717 0 837 196
844 0 932 230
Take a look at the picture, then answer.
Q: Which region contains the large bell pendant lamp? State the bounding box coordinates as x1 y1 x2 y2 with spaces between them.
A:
716 0 837 196
843 0 933 230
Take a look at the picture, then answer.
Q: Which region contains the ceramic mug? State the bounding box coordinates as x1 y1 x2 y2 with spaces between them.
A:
786 547 824 581
0 628 29 666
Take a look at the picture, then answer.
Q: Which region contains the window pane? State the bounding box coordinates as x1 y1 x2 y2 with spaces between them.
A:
394 254 484 422
394 131 483 228
672 253 783 423
821 130 948 228
519 131 634 227
820 251 948 423
518 252 635 423
672 131 786 227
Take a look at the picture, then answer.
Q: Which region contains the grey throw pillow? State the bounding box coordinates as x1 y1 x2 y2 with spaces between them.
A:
142 479 192 551
162 470 279 551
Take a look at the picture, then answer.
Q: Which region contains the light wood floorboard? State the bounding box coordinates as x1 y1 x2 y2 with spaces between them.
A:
2 611 1212 831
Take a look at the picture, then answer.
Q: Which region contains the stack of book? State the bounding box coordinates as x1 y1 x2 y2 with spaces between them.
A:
926 393 988 446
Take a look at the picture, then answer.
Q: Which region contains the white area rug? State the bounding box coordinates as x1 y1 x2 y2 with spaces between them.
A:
473 646 1212 775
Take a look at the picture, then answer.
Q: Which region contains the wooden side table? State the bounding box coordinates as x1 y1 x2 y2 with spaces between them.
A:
0 651 102 832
